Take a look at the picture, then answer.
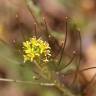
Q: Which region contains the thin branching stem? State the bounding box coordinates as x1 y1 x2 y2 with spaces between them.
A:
84 73 96 92
0 77 76 96
34 61 48 80
20 30 26 41
80 67 96 72
72 30 82 84
78 29 82 70
34 23 38 38
15 15 26 41
55 84 76 96
42 17 50 37
42 17 52 40
25 0 42 34
43 17 48 32
61 54 75 70
62 67 96 76
57 17 68 66
0 38 9 46
0 78 55 86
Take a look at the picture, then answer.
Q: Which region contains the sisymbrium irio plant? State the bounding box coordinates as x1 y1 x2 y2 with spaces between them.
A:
20 1 83 95
21 17 78 96
23 37 51 63
0 0 95 96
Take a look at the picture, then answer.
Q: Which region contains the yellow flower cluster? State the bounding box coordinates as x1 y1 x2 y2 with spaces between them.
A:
23 37 51 63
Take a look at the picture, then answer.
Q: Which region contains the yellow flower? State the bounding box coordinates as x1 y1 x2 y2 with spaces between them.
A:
22 37 51 63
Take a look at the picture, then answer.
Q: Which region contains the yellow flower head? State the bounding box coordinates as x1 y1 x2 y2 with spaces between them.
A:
22 37 51 63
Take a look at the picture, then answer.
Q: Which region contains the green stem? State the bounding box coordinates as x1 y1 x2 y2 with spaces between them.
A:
34 61 49 80
34 61 77 96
